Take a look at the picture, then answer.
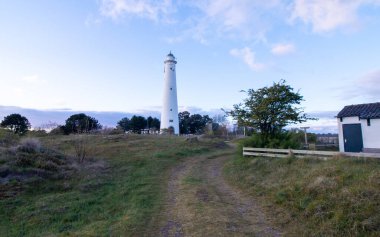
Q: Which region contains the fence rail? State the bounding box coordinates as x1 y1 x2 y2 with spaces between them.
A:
243 147 380 159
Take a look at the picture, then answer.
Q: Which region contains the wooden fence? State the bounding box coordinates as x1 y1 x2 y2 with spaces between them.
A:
243 147 380 159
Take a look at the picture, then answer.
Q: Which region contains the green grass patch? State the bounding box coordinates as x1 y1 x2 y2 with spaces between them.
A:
0 134 219 236
224 154 380 236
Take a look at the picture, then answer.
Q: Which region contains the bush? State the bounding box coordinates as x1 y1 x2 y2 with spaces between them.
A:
240 131 302 149
100 127 125 135
18 138 42 153
0 128 19 147
36 160 58 171
49 126 67 135
72 135 93 163
27 130 48 137
15 153 36 167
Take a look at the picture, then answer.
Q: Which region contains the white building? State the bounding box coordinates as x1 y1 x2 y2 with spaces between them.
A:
160 52 179 134
337 102 380 153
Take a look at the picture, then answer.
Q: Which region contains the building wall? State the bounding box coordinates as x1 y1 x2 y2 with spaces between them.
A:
337 116 380 152
362 118 380 149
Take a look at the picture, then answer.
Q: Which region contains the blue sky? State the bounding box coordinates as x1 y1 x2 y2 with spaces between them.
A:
1 0 380 132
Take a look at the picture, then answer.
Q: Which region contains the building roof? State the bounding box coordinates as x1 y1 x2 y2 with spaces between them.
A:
337 102 380 119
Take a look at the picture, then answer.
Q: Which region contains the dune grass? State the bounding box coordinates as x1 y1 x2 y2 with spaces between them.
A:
224 152 380 236
0 134 217 236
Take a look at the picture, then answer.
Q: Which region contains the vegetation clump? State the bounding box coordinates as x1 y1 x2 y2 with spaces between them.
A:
224 151 380 236
0 113 31 135
63 113 102 134
0 138 68 183
179 111 212 134
239 130 317 149
227 80 315 147
17 138 42 153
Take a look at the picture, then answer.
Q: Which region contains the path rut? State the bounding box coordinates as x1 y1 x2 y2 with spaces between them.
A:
158 148 282 237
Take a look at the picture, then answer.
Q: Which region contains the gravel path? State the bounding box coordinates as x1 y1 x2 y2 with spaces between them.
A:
159 147 282 237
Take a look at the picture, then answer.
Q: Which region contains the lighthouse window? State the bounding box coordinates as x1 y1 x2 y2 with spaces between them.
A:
169 120 173 122
170 88 172 90
170 109 172 111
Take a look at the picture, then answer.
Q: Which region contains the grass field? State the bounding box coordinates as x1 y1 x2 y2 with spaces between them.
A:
224 148 380 236
0 134 222 236
2 132 380 236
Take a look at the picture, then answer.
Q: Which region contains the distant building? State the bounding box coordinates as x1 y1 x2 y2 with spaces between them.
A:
160 52 179 135
316 134 339 145
337 102 380 153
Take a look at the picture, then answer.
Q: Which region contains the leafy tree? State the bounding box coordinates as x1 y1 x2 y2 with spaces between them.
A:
151 118 160 130
117 117 131 132
129 115 146 133
147 116 160 130
179 111 191 134
1 113 31 134
189 114 212 134
227 80 312 142
179 111 212 134
64 113 101 134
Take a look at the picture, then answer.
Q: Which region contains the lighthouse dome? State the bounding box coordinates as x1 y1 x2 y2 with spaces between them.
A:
166 52 175 60
165 52 177 63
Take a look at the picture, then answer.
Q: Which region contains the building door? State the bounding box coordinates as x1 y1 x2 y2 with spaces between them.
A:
343 124 363 152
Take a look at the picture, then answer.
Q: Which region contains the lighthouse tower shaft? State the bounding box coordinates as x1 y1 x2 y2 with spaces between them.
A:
161 53 179 134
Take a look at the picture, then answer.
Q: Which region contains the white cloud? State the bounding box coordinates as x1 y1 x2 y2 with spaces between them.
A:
161 0 284 43
271 43 295 55
357 69 380 99
85 14 103 26
13 88 25 97
230 47 264 71
98 0 380 42
100 0 173 21
21 75 44 84
340 69 380 100
290 0 380 33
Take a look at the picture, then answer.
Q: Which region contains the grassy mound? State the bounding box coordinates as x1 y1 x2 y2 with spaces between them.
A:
224 154 380 236
0 137 80 198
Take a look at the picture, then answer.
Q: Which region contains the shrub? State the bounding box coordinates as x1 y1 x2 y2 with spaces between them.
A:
36 160 58 171
18 138 41 153
49 126 67 135
241 131 302 149
27 130 48 137
240 131 302 149
0 129 19 147
100 127 125 135
72 135 93 163
15 153 35 167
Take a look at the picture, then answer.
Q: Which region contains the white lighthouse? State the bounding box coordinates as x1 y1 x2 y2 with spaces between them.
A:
161 52 179 134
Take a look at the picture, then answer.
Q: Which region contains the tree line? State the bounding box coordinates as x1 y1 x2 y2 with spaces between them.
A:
0 111 217 135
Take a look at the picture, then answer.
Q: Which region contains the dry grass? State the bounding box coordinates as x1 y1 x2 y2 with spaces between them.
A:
224 153 380 236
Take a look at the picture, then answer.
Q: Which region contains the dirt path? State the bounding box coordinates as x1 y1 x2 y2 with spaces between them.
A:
158 147 282 237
